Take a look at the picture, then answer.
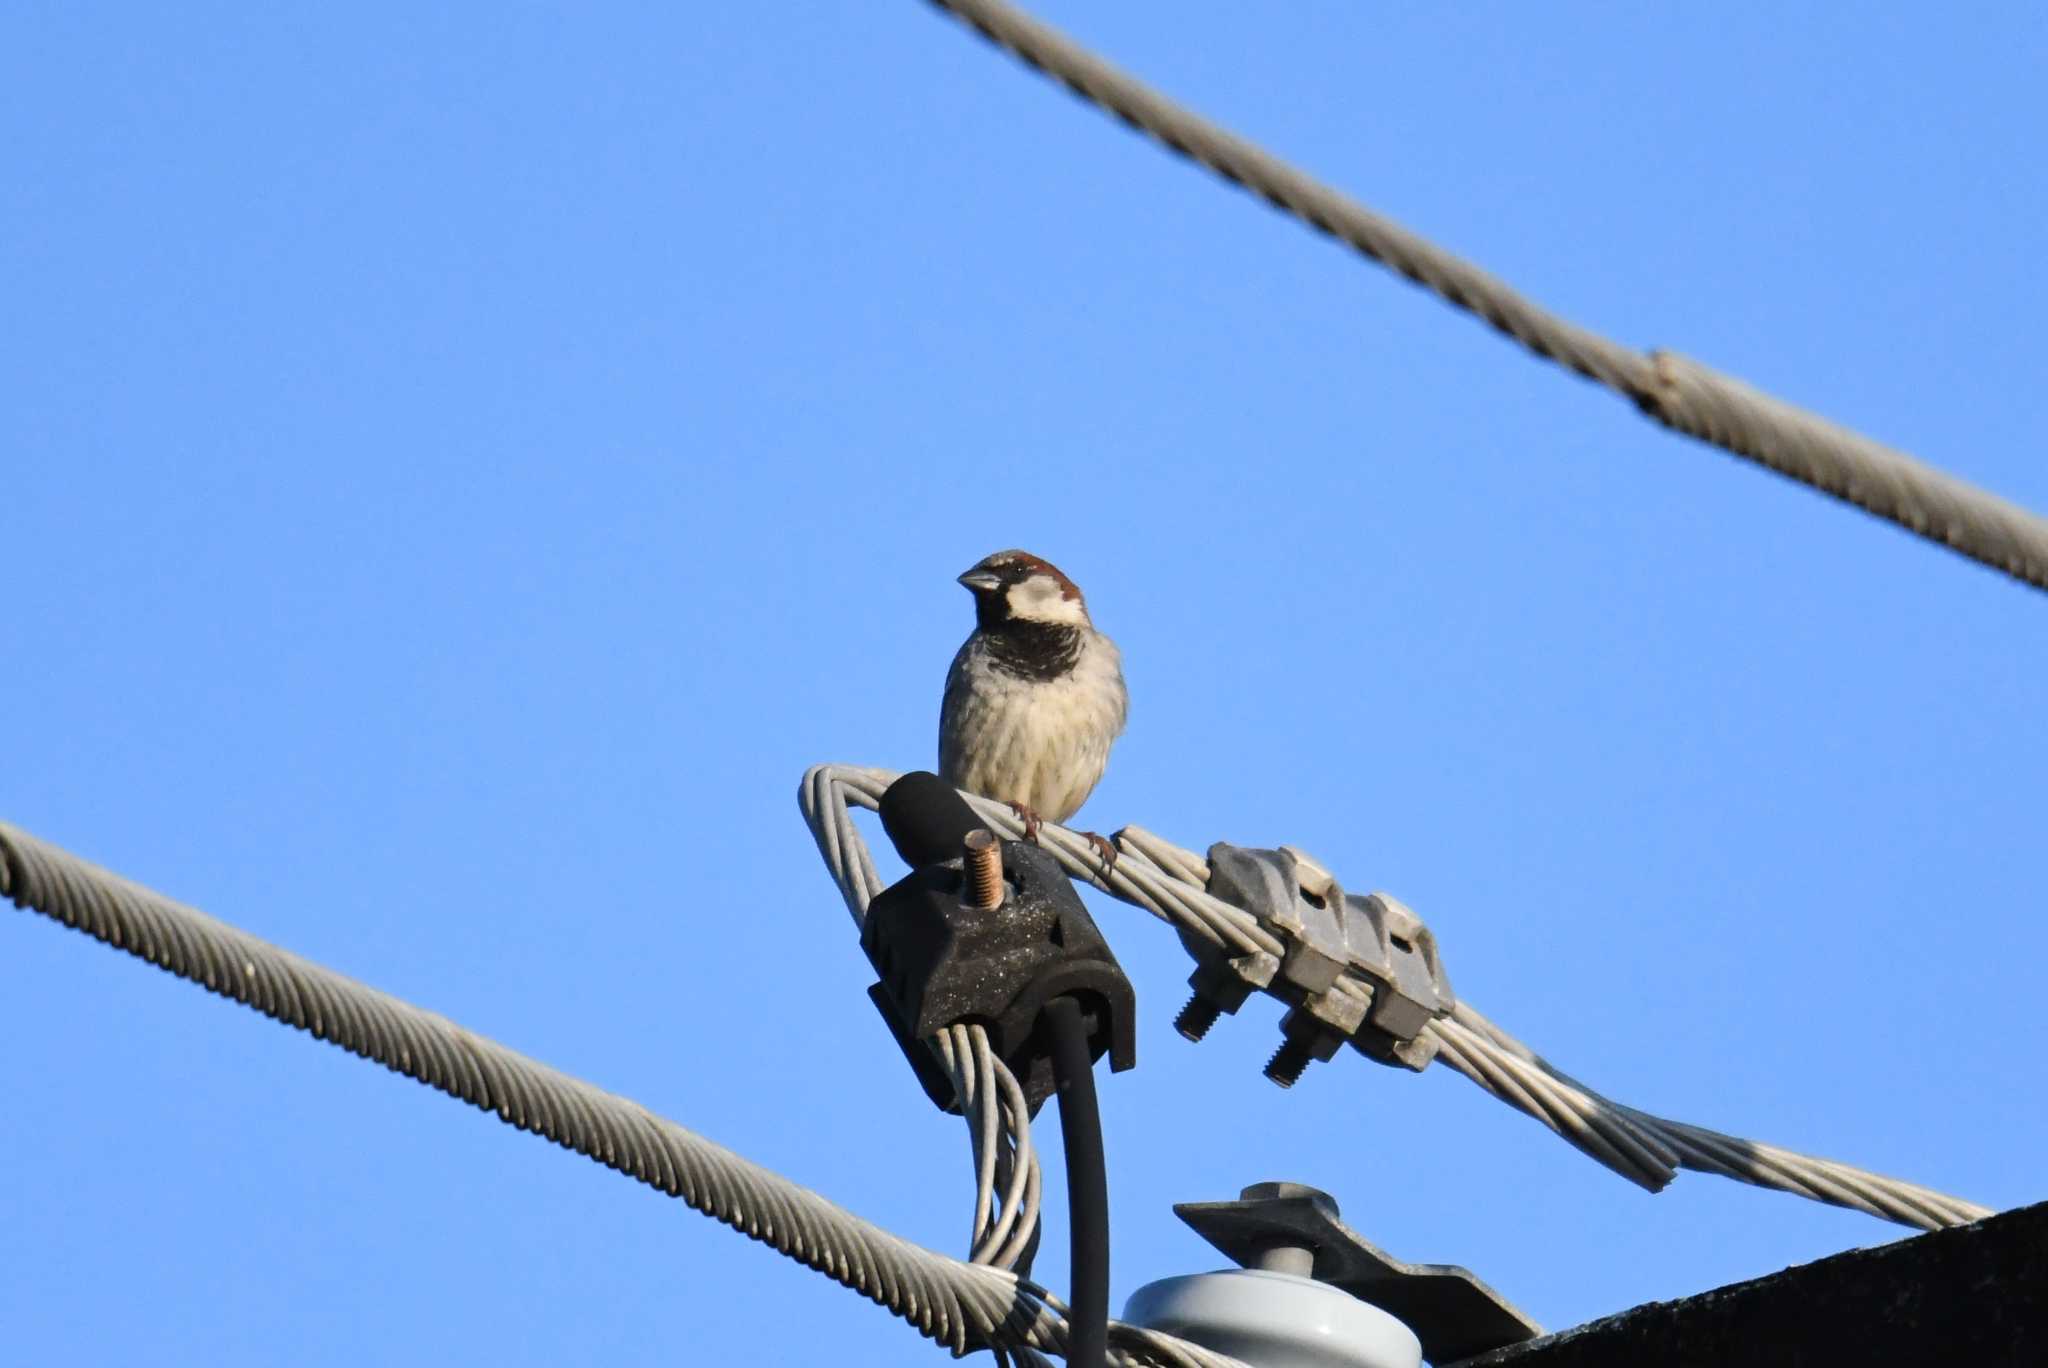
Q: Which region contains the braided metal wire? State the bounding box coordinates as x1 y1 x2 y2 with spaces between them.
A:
934 1021 1043 1269
802 765 1993 1231
1448 1002 1991 1230
1637 352 2048 587
0 819 1245 1368
922 0 2048 593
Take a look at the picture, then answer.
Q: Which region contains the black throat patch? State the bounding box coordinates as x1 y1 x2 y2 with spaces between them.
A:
982 621 1085 683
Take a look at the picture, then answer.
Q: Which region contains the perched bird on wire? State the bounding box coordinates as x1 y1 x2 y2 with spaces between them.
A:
940 550 1128 864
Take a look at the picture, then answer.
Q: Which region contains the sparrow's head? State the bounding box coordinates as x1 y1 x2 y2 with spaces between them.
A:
957 550 1090 630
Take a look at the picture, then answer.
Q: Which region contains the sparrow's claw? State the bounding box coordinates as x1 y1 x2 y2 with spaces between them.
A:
1082 831 1118 874
1007 802 1043 844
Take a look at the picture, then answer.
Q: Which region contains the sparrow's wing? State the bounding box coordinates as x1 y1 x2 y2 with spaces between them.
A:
937 639 977 783
1101 634 1129 737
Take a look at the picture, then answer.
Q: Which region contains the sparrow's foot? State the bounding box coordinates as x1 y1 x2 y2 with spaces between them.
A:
1007 802 1043 844
1081 831 1118 875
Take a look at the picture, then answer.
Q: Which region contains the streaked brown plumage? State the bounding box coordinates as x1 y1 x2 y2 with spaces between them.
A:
939 551 1127 838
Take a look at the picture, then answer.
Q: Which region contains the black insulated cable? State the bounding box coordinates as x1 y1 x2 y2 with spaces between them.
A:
1044 994 1109 1368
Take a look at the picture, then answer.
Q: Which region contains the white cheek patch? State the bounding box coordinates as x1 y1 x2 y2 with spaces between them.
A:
1008 575 1086 624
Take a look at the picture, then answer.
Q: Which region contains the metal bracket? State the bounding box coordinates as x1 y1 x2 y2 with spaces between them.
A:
862 834 1136 1115
1175 1181 1540 1364
1200 845 1455 1084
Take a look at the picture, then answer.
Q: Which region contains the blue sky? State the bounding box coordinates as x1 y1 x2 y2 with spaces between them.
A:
4 4 2043 1363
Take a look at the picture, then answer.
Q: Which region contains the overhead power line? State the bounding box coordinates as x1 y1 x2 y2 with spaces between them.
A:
803 765 1993 1233
922 0 2048 595
0 820 1244 1368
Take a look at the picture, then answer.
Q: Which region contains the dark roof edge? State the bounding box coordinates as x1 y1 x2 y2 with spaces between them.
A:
1452 1199 2045 1368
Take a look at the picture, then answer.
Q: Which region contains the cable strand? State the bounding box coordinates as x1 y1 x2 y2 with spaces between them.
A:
920 0 2048 593
0 819 1241 1368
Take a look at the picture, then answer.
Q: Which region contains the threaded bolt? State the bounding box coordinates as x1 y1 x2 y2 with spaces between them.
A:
1264 1036 1314 1089
1174 991 1222 1043
963 828 1003 910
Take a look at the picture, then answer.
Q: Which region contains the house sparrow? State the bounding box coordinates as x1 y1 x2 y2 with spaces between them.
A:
940 550 1128 861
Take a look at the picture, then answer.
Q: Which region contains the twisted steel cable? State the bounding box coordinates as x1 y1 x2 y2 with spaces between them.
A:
0 819 1244 1368
921 0 2048 593
1448 1002 1991 1230
1635 352 2048 590
802 765 1993 1231
935 1022 1044 1268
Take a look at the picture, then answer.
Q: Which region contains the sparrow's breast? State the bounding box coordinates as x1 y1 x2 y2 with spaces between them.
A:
940 635 1126 824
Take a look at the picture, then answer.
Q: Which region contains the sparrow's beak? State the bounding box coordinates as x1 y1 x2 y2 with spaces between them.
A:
957 569 1002 593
